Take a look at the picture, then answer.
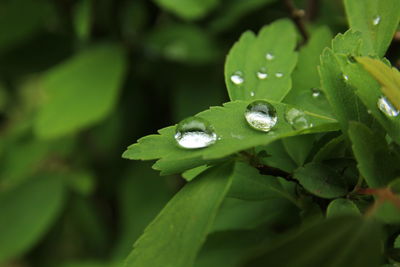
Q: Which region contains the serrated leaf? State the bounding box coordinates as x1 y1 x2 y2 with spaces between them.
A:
225 19 297 101
344 0 400 57
326 199 360 218
124 163 233 267
313 134 346 162
348 122 400 187
153 0 219 20
0 174 65 263
242 217 382 267
123 100 338 175
338 56 400 142
35 43 127 139
256 141 297 173
227 162 297 204
294 162 348 199
319 46 373 134
282 134 316 167
182 165 210 181
284 26 332 116
357 57 400 111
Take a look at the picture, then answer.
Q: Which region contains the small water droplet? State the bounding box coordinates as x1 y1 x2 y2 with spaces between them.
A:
265 53 275 61
372 15 381 26
367 110 372 114
311 88 322 98
275 72 283 78
285 108 311 130
343 74 349 81
230 71 244 85
174 117 218 149
256 68 268 79
377 96 399 117
250 91 255 97
244 100 277 132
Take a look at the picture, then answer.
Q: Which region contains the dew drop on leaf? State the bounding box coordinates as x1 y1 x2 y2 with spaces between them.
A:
174 117 218 149
377 96 399 117
285 108 311 130
230 71 244 85
244 100 277 132
256 67 268 79
343 74 349 81
250 91 255 97
275 72 283 78
265 53 275 61
311 88 322 98
372 15 381 26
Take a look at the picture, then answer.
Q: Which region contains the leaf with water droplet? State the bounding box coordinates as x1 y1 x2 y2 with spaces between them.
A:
338 55 400 143
174 117 218 149
225 19 297 101
244 100 277 132
344 0 400 56
123 100 338 175
284 26 332 116
319 35 375 135
377 96 399 117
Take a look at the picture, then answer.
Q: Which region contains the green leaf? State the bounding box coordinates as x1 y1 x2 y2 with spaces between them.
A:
112 164 172 261
282 134 316 167
225 19 298 101
256 141 297 173
326 199 360 218
357 57 400 111
344 0 400 57
209 0 277 33
294 162 348 199
124 163 233 267
123 100 338 175
348 122 400 187
211 197 298 232
73 0 92 42
242 217 382 267
34 43 127 139
182 165 210 181
0 174 65 263
319 46 373 134
153 0 219 20
146 24 217 64
313 134 346 162
228 162 297 204
284 26 333 116
340 56 400 142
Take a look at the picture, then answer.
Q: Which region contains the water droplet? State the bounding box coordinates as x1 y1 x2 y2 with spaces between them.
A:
275 72 283 78
372 15 381 26
256 68 268 79
174 117 218 149
343 74 349 81
244 100 278 132
265 53 275 61
377 96 399 117
230 71 244 85
285 108 311 130
250 91 255 97
311 88 322 98
367 110 372 114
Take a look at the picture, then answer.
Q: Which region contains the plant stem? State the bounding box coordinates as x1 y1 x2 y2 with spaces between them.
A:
282 0 309 43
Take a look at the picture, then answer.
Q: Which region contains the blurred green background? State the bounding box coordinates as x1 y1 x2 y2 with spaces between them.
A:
0 0 383 266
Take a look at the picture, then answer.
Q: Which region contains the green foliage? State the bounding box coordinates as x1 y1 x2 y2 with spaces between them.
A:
3 0 400 266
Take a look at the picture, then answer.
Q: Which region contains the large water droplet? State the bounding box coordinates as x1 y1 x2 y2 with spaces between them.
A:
257 68 268 79
174 117 218 149
285 108 311 130
372 15 381 26
311 88 322 98
244 100 277 132
275 72 283 78
265 53 275 61
230 71 244 85
377 96 399 117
